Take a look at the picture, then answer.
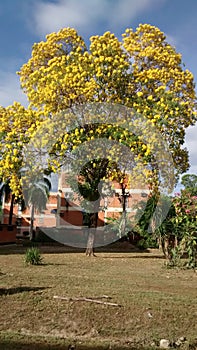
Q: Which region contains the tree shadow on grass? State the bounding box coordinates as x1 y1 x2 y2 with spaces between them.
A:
0 244 85 255
101 254 164 259
0 241 153 255
0 338 156 350
0 286 48 296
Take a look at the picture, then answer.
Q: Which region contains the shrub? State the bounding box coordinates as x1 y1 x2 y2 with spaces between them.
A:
172 191 197 268
24 247 43 265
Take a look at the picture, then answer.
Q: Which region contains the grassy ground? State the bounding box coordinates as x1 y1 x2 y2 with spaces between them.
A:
0 244 197 349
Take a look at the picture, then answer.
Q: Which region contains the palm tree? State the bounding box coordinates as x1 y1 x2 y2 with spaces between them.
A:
23 176 51 240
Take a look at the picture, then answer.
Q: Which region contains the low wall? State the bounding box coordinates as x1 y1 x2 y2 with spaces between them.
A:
0 224 17 244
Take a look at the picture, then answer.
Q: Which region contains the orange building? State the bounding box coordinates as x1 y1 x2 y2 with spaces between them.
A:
0 172 149 244
57 172 149 228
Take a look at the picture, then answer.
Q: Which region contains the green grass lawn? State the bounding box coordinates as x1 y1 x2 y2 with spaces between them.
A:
0 244 197 349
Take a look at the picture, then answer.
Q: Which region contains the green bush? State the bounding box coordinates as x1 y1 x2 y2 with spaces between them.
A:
135 235 158 249
24 247 43 265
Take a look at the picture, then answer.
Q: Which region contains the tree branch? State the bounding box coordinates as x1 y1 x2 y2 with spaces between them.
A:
53 295 121 307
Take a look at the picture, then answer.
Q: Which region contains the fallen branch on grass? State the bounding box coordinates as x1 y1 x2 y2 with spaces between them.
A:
53 295 121 307
86 295 112 300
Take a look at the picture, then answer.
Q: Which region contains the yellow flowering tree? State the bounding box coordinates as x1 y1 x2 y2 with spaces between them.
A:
0 103 42 198
4 24 196 253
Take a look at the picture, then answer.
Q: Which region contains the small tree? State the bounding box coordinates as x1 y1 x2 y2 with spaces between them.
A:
135 194 176 255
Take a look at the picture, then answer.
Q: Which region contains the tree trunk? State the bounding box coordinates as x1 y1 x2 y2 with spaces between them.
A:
86 228 96 256
29 204 35 241
161 235 176 260
85 212 98 256
119 184 129 237
8 194 15 226
119 210 127 237
0 196 3 224
0 204 2 224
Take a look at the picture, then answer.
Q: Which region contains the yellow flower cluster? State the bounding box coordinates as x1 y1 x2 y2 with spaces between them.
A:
89 31 129 102
18 28 97 115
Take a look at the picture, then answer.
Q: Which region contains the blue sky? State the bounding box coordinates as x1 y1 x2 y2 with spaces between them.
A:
0 0 197 183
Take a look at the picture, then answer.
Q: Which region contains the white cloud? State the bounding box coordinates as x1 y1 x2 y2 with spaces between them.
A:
109 0 166 27
0 71 28 107
184 124 197 174
31 0 166 37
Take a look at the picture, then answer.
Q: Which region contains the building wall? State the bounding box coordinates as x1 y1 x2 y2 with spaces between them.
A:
0 224 17 244
0 172 149 243
1 193 58 237
57 172 149 228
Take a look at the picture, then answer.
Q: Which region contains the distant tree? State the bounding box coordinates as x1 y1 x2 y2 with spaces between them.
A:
181 174 197 195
